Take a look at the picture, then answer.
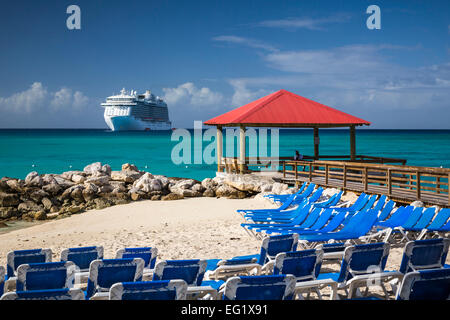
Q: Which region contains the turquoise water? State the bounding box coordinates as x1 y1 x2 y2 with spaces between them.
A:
0 129 449 181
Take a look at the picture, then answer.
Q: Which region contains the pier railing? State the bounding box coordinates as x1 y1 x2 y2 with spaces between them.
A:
281 160 450 206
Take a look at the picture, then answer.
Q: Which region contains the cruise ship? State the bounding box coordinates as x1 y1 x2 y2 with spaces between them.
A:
101 88 172 131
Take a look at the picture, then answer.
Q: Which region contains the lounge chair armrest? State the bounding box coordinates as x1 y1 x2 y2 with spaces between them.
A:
346 271 404 299
294 279 338 300
4 278 17 292
89 292 109 300
187 286 218 300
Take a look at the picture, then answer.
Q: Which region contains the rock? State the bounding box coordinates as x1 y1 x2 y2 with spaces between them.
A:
191 183 205 193
53 175 75 189
153 175 170 189
83 162 103 175
179 189 202 197
271 182 289 195
122 163 139 171
130 191 143 201
33 211 47 220
0 180 12 192
71 174 86 184
67 205 83 214
161 193 184 201
82 183 99 201
215 184 247 199
410 200 424 207
61 171 85 180
25 171 39 185
151 195 161 201
42 183 62 195
101 164 112 176
0 192 20 207
133 173 162 193
0 222 8 228
29 189 49 203
6 179 23 192
203 189 216 197
71 186 85 202
18 201 44 213
41 197 54 210
0 207 19 219
111 170 142 183
42 174 59 185
46 212 59 219
201 178 217 190
93 198 111 210
85 174 110 186
341 191 358 204
322 188 341 198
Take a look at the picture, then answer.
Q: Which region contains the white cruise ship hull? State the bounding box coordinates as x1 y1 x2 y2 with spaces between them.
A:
105 115 171 131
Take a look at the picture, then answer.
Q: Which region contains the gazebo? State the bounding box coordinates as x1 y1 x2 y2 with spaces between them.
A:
204 89 371 173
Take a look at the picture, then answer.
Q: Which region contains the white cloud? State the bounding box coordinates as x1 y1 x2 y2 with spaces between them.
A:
212 35 278 52
257 14 351 30
229 79 271 107
163 82 223 108
0 83 91 115
0 82 47 113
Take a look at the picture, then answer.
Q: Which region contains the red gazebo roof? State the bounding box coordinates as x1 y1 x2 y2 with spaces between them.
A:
204 89 370 127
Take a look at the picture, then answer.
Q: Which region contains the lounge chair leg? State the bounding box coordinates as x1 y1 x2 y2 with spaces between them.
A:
315 288 322 300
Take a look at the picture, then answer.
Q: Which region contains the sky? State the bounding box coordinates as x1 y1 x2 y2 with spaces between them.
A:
0 0 449 129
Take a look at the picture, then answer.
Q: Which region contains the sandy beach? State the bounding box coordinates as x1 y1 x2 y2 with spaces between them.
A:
2 196 445 273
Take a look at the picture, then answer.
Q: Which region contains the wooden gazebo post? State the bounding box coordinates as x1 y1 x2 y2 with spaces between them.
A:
350 125 356 161
216 125 223 172
239 125 246 173
313 127 320 160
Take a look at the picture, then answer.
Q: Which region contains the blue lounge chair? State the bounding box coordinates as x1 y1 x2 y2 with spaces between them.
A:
115 247 158 279
234 234 299 269
15 261 77 291
417 208 450 240
395 268 450 300
6 248 52 279
0 288 85 300
376 200 396 222
243 187 324 222
109 280 187 300
397 207 437 241
86 258 145 300
312 243 401 299
205 257 262 280
206 234 299 280
153 259 221 299
237 183 316 215
263 209 347 236
61 246 103 284
220 275 296 300
398 238 450 275
327 193 369 212
273 249 325 299
375 206 414 229
297 209 380 248
381 207 428 243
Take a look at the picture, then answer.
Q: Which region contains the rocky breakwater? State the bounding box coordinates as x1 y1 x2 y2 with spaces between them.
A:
0 164 295 222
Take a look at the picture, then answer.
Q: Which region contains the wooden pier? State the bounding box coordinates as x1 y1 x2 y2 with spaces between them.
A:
279 160 450 207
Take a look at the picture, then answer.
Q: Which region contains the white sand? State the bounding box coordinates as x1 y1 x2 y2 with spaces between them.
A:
0 197 447 273
0 198 275 265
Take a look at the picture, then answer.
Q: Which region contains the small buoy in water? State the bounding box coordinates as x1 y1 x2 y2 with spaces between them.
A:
144 165 148 169
31 164 36 167
185 166 188 168
69 165 73 169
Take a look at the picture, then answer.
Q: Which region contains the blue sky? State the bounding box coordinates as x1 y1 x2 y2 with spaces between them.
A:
0 0 449 129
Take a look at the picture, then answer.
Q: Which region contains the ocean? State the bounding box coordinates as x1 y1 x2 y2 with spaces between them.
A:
0 129 449 181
